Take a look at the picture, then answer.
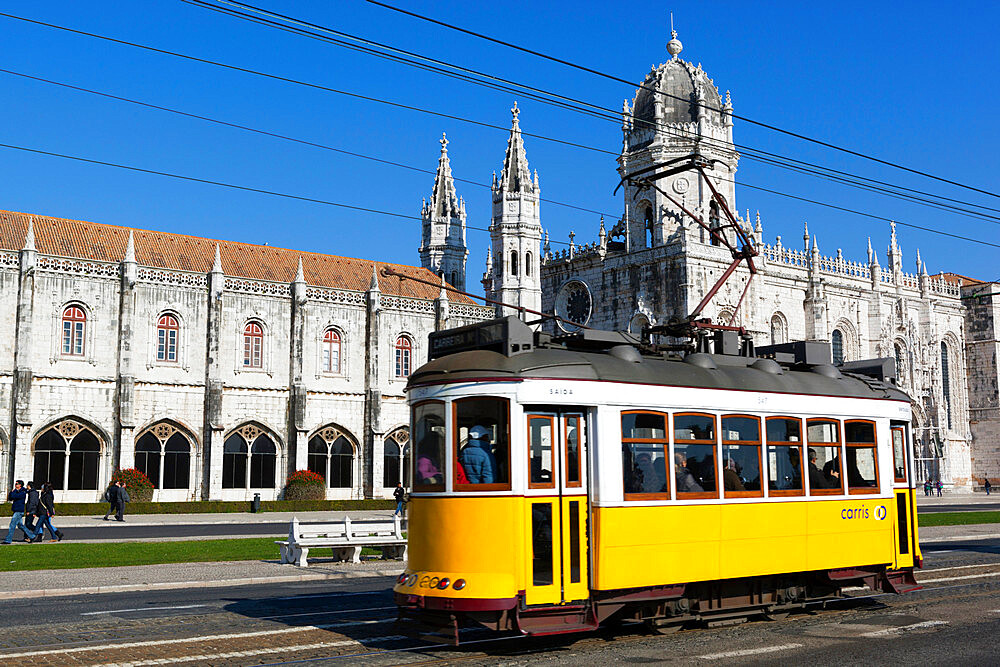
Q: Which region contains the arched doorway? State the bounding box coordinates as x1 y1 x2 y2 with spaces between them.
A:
33 419 105 497
135 422 196 500
307 425 359 498
223 423 282 500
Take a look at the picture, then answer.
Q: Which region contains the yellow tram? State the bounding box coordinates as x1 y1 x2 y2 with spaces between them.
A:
394 317 920 639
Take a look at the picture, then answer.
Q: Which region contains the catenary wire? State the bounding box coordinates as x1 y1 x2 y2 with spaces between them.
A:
2 13 997 247
362 0 1000 202
1 140 997 251
178 0 1000 223
0 68 613 220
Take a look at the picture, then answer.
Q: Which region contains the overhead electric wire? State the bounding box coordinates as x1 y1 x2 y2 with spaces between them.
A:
1 139 996 251
363 0 1000 202
178 0 1000 224
0 140 577 247
2 11 998 247
0 68 613 219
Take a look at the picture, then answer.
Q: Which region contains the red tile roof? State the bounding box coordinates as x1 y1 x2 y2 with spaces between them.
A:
0 209 473 303
940 272 987 287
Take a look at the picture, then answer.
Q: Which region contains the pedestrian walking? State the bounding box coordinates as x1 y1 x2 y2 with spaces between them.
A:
985 479 992 496
924 480 931 496
35 482 63 542
23 481 43 543
116 481 130 522
936 480 943 497
393 482 406 517
103 481 118 520
3 480 39 544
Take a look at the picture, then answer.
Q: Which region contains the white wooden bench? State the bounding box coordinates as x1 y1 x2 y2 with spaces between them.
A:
276 515 407 567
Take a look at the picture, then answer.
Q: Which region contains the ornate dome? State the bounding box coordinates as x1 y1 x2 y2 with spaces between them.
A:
631 57 724 128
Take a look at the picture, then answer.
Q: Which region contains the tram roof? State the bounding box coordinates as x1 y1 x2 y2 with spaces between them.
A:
410 321 910 402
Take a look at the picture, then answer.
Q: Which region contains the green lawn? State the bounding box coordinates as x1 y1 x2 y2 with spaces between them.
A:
0 538 385 572
918 511 1000 527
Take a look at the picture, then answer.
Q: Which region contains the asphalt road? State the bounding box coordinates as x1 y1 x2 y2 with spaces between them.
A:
918 502 1000 513
4 534 1000 665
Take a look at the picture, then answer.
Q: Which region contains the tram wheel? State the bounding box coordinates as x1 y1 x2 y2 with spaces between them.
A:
645 618 684 635
762 610 789 621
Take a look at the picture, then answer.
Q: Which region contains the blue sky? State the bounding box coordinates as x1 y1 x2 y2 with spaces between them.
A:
1 1 997 283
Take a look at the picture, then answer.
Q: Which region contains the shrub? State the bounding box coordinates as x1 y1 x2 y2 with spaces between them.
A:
284 469 326 500
110 468 154 502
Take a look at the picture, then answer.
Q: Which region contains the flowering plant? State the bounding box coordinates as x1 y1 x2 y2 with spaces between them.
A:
284 469 326 500
110 468 155 501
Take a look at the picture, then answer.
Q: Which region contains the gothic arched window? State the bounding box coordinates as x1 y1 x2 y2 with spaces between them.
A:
831 330 844 366
510 250 518 277
307 427 356 489
62 306 87 356
643 204 654 248
395 335 413 378
156 314 179 363
894 343 906 386
941 342 952 430
322 328 341 374
33 420 102 490
135 426 192 490
770 314 786 345
382 429 410 488
243 321 264 368
250 436 277 488
223 425 279 489
524 252 532 278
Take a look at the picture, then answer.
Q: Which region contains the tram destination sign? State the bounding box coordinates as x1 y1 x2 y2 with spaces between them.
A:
429 316 535 359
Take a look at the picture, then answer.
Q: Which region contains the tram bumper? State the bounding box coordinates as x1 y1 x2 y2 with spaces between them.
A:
394 591 519 644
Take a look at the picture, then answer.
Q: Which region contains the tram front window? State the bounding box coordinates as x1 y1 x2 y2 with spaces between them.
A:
454 397 510 490
412 401 445 490
846 420 879 493
622 411 669 499
674 413 717 498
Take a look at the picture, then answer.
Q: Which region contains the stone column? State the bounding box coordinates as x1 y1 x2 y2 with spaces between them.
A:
362 266 381 499
203 246 225 500
10 219 37 487
434 275 449 331
115 232 138 473
289 259 309 484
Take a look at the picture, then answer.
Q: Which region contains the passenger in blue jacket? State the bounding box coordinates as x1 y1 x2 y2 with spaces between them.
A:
459 425 497 484
4 480 39 544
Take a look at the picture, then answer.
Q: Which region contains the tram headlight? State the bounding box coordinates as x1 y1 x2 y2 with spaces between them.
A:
437 578 450 589
406 574 418 586
397 574 408 585
453 579 466 591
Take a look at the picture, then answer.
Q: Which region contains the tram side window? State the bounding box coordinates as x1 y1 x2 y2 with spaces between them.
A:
766 417 804 496
674 413 718 498
622 411 669 499
806 419 843 495
721 415 762 498
454 397 510 490
528 415 555 489
845 420 879 493
892 427 907 483
412 401 446 490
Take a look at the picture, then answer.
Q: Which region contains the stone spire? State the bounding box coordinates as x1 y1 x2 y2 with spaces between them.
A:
496 102 536 195
22 216 35 252
867 237 873 264
369 263 380 291
803 221 810 251
124 230 136 264
294 257 305 283
666 13 683 58
419 133 468 291
211 244 223 274
887 220 902 276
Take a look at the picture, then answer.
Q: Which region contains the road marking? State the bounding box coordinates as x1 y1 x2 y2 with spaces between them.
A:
861 620 948 637
921 533 1000 544
919 572 1000 584
1 619 394 658
699 643 803 660
259 605 396 621
92 635 409 667
81 604 210 616
273 590 386 601
920 562 1000 574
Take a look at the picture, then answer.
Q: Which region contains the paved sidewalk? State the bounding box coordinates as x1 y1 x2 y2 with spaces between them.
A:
51 509 397 529
916 491 996 506
0 558 403 599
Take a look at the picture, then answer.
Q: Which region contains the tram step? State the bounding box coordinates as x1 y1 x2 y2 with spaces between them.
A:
517 605 597 636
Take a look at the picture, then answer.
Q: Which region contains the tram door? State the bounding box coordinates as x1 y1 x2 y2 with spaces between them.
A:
524 411 589 606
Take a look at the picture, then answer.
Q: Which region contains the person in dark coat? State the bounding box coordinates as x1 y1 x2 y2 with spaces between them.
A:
35 482 62 542
459 425 497 484
103 482 119 520
393 482 406 517
985 479 992 496
23 481 43 542
675 452 704 493
808 449 837 489
3 480 39 544
116 482 130 521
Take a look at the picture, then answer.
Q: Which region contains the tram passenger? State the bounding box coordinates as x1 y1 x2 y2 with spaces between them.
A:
459 425 496 484
807 448 837 489
674 452 704 493
723 458 745 491
785 448 803 490
416 432 444 485
636 452 666 493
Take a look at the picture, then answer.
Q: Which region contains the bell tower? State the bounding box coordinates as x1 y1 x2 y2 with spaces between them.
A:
485 103 542 319
419 133 468 291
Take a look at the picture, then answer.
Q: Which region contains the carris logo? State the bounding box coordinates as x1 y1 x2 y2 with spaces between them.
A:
875 505 887 520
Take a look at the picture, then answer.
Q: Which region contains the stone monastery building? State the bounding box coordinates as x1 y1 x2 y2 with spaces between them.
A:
2 31 996 500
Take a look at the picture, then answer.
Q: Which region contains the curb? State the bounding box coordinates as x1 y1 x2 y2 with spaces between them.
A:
0 566 404 600
920 533 1000 544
